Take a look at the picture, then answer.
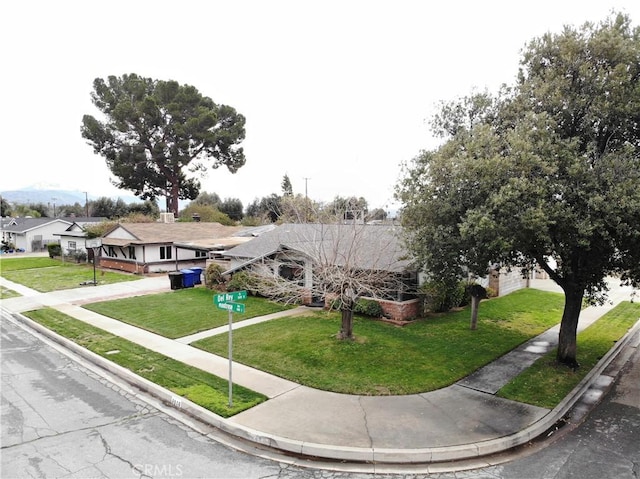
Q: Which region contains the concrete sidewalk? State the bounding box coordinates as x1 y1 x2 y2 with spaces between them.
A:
1 275 638 466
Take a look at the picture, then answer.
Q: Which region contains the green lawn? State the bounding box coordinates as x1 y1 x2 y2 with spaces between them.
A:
82 287 295 339
498 301 640 408
24 308 266 417
1 285 20 299
0 257 139 292
193 289 566 395
0 256 61 271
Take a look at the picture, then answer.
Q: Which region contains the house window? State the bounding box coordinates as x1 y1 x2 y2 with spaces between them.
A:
128 246 136 260
279 261 305 286
160 245 172 260
68 241 76 251
107 246 116 258
195 250 207 258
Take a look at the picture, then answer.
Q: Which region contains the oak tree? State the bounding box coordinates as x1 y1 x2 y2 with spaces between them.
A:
397 13 640 368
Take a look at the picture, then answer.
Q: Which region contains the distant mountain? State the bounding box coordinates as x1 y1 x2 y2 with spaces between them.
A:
1 187 141 206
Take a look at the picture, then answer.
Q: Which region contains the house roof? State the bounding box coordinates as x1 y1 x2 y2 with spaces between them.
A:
223 223 412 273
101 222 248 247
1 217 72 233
60 216 108 224
172 224 277 251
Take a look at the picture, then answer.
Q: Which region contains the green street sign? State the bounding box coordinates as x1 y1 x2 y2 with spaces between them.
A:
216 302 245 313
214 290 247 304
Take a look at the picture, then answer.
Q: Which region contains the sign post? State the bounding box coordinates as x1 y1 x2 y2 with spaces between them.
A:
214 291 247 407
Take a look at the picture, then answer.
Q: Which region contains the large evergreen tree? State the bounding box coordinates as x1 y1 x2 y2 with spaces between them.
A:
397 13 640 368
81 74 246 215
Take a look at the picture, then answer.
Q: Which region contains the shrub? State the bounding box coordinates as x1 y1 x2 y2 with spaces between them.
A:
420 280 468 313
227 271 257 293
354 298 383 317
204 263 226 290
47 243 62 258
66 249 88 263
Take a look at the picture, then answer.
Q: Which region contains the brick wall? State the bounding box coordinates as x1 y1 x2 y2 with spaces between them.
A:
99 258 145 274
376 298 421 321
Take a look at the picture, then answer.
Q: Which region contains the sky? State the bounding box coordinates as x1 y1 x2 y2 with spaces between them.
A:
2 0 639 213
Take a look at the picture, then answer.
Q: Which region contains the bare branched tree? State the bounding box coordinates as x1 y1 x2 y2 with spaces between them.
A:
232 222 414 340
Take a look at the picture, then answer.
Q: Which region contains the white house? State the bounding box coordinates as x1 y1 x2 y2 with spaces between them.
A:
55 217 108 256
1 218 72 253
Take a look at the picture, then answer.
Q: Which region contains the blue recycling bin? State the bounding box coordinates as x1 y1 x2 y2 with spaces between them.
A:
180 269 196 288
190 267 203 285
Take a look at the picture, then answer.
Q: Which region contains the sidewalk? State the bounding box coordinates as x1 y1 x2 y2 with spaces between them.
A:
1 275 638 466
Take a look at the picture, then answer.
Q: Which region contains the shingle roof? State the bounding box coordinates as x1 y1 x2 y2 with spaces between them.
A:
101 222 246 246
1 218 72 233
224 223 411 273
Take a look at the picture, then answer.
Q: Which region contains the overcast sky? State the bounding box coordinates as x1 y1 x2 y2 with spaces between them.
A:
2 1 639 212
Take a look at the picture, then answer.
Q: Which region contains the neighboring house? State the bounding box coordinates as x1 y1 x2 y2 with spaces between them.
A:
98 222 254 274
55 217 108 256
1 217 72 253
222 223 422 321
484 266 530 297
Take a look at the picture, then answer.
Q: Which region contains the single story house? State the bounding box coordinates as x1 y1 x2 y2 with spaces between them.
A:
97 221 259 274
54 217 108 256
222 223 422 320
221 223 531 320
1 217 72 253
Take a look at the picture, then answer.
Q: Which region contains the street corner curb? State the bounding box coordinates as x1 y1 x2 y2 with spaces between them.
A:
7 309 640 467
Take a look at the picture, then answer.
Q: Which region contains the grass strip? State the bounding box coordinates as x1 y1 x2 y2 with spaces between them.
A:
24 308 266 417
194 289 566 395
1 285 21 299
497 301 640 408
0 256 62 271
83 287 294 339
1 261 139 292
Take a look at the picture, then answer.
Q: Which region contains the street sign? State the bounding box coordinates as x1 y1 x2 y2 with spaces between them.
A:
214 291 247 304
216 301 245 313
213 290 248 408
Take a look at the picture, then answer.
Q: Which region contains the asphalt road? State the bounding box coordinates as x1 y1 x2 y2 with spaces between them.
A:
1 311 639 479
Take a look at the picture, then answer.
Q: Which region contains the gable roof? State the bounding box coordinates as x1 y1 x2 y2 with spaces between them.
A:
101 222 247 247
1 217 72 233
224 223 412 273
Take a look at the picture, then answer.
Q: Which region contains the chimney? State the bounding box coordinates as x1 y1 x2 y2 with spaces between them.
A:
160 212 175 223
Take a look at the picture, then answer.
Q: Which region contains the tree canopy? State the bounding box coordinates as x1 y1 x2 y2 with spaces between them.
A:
81 73 246 215
397 13 640 367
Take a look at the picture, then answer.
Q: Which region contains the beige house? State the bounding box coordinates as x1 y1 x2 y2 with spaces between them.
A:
98 222 252 274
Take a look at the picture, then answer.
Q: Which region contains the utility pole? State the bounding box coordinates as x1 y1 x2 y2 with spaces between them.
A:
303 177 311 200
303 177 311 223
84 192 89 218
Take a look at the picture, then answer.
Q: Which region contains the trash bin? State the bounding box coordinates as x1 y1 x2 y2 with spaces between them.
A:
180 269 196 288
190 266 203 285
168 271 183 290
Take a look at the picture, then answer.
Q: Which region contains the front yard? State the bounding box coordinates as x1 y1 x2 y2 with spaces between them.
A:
0 256 139 292
83 287 295 338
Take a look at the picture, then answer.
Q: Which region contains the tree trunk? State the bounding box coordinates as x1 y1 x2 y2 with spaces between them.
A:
470 295 481 330
557 286 585 369
168 182 180 216
338 308 354 340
